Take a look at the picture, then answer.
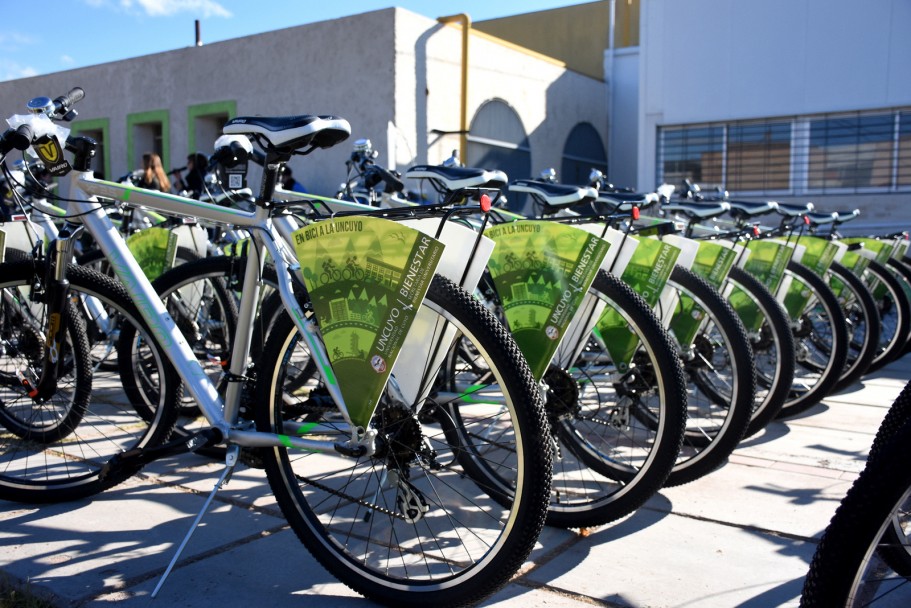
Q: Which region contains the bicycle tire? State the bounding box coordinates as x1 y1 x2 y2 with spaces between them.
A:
885 257 911 356
255 274 551 607
864 260 911 372
116 255 240 418
0 283 91 444
76 245 201 372
777 260 849 419
0 261 181 502
864 380 911 578
801 407 911 606
828 261 881 392
540 270 686 527
726 266 796 438
664 266 756 486
889 256 911 358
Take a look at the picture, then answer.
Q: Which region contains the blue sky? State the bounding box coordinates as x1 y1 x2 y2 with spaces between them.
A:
1 0 586 82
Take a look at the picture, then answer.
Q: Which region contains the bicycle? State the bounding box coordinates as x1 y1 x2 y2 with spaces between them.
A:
659 196 796 438
0 88 553 606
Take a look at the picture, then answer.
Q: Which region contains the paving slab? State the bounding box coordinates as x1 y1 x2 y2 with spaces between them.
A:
0 477 287 605
656 460 854 539
524 507 813 608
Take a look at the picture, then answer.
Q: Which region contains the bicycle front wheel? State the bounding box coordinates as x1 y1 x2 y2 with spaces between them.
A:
255 274 551 607
0 261 181 502
801 403 911 606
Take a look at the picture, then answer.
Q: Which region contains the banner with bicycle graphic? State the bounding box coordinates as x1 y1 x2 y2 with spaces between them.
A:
485 221 609 380
597 235 681 370
292 216 444 428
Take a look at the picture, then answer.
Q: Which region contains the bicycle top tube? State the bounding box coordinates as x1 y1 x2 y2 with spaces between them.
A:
77 175 261 229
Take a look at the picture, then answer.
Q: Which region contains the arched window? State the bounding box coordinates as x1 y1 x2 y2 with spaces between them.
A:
562 122 607 186
468 99 531 212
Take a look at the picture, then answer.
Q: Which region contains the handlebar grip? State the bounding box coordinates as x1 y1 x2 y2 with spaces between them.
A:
12 124 33 150
376 166 404 193
53 87 85 114
0 125 33 155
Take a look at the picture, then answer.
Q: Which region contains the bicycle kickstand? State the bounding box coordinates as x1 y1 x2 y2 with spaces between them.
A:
151 445 240 599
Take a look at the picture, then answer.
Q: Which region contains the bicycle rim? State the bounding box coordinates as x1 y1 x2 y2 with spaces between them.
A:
256 275 551 606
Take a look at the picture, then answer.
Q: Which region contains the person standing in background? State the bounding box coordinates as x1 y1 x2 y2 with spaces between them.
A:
138 152 171 192
280 165 307 193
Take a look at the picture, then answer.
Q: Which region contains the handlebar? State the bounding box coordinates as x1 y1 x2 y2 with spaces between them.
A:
25 87 84 120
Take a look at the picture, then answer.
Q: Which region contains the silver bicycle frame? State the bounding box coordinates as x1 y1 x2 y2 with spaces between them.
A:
58 170 360 453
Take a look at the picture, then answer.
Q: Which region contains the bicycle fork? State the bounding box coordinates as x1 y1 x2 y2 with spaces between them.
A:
21 223 84 402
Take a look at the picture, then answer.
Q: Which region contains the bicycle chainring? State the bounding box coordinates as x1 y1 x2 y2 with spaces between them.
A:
543 366 580 421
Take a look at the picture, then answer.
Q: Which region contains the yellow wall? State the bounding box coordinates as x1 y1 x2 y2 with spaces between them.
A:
473 0 639 82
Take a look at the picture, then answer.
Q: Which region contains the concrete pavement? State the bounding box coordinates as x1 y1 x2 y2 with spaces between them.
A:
1 356 908 608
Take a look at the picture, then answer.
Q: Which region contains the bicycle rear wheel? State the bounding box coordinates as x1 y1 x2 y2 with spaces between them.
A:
542 270 686 528
255 274 551 607
885 257 911 358
76 246 201 372
117 255 240 418
664 266 756 486
0 261 181 502
726 266 796 437
777 261 848 419
864 260 911 372
828 261 881 392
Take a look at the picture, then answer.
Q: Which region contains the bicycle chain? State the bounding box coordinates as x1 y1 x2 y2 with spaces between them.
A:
293 471 409 521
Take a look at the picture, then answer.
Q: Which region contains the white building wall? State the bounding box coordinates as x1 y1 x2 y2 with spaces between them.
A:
0 10 399 197
393 10 609 181
635 0 911 228
607 48 639 188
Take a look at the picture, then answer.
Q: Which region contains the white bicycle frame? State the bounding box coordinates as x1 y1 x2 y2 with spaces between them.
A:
48 169 365 454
